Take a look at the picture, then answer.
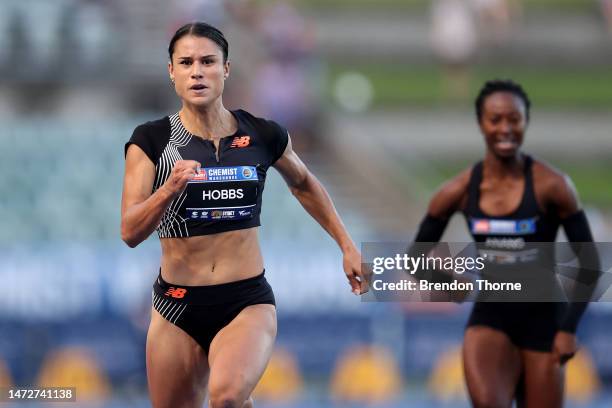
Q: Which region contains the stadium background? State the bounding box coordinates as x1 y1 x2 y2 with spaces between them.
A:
1 0 611 406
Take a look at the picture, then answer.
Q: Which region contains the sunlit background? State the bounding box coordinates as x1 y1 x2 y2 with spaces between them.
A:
1 0 611 407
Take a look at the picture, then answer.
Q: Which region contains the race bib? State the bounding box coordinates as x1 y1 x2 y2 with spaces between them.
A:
184 166 258 221
470 217 537 236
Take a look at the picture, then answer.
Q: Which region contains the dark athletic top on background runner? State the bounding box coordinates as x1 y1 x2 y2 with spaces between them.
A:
125 109 289 238
463 155 566 303
463 155 560 246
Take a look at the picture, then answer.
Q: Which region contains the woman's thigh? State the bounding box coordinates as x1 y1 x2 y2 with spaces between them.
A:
463 326 522 408
146 308 210 408
519 349 564 408
207 304 277 407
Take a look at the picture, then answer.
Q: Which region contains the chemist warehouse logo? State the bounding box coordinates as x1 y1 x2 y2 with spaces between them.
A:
231 135 250 148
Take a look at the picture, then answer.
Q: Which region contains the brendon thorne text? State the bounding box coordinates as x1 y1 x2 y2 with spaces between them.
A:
371 279 522 292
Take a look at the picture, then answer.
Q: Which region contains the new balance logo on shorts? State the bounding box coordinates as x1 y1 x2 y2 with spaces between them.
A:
165 287 187 299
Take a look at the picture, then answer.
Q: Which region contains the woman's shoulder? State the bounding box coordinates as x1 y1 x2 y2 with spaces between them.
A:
441 166 473 199
530 156 573 193
233 109 286 133
233 109 289 162
427 166 473 218
125 116 172 162
530 155 580 216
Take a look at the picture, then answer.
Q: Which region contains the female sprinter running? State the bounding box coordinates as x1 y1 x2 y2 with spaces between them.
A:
121 22 366 408
411 79 596 408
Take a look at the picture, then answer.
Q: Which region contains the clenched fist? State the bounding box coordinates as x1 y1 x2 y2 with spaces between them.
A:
161 160 201 197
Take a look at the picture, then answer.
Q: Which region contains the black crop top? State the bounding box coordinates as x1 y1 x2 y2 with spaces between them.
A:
462 155 561 266
125 109 289 238
463 155 560 245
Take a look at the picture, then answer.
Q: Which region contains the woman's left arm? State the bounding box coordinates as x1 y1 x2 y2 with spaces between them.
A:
548 172 599 364
273 136 367 295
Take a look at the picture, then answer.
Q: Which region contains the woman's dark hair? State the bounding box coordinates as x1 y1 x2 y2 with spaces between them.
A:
168 22 229 62
475 79 531 122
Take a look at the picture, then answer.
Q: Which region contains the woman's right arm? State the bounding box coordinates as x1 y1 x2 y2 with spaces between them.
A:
120 144 199 247
413 168 471 242
407 168 471 286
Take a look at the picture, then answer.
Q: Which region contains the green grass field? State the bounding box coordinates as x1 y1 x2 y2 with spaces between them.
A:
327 65 612 109
297 0 594 13
396 156 612 208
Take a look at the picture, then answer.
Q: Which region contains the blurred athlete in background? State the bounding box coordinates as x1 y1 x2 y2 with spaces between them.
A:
410 79 597 408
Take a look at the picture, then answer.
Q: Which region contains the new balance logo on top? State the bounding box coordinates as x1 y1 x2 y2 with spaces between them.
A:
231 136 250 148
165 287 187 299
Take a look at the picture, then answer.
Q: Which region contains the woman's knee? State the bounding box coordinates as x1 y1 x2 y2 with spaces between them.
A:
469 390 511 408
208 383 250 408
209 395 249 408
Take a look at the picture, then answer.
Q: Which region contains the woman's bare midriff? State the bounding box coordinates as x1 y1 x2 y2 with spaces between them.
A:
159 227 264 286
